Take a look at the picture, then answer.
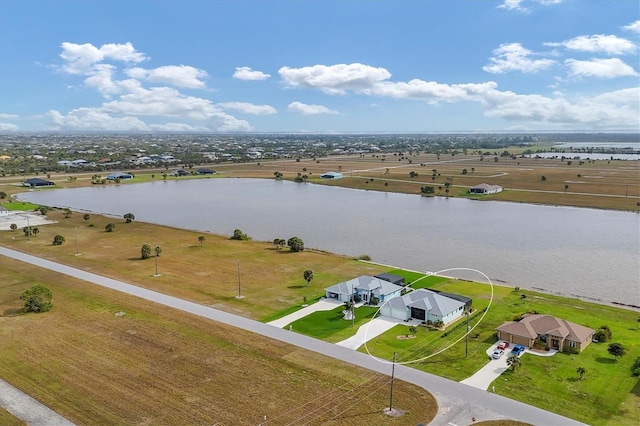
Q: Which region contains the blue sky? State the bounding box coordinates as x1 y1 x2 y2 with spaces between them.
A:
0 0 638 133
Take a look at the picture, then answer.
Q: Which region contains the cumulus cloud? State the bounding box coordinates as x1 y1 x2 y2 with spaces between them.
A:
233 67 271 81
279 63 392 94
545 34 637 55
217 102 277 115
498 0 563 12
287 102 338 115
47 108 150 131
0 122 19 131
125 65 208 88
483 43 556 74
565 58 638 79
622 20 640 33
59 42 147 74
0 113 19 120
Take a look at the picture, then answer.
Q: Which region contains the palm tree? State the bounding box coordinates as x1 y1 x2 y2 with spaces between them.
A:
576 367 586 380
198 236 205 246
507 356 521 371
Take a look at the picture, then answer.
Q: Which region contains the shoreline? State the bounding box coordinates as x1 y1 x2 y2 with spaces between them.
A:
9 187 639 313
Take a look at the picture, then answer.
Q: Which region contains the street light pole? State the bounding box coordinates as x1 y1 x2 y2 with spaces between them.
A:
26 217 31 243
236 260 243 299
388 352 397 412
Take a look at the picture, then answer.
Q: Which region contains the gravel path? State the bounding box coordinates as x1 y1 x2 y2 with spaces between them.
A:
0 246 586 426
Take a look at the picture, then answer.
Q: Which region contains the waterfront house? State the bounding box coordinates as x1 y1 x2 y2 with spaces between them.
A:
325 276 403 305
469 183 503 194
23 178 55 188
496 314 594 352
380 289 466 325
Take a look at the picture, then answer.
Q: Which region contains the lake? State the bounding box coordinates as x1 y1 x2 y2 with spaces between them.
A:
16 178 640 307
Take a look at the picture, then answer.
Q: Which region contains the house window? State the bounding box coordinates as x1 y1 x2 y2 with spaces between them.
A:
568 341 576 348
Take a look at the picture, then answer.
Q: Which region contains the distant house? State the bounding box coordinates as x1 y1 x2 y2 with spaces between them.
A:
320 172 343 179
380 289 467 325
197 168 216 175
374 273 406 287
469 183 503 194
106 172 134 181
0 206 8 216
496 314 594 352
325 276 403 305
23 178 54 188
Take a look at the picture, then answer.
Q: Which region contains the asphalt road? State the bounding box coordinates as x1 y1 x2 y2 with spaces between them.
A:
0 246 586 426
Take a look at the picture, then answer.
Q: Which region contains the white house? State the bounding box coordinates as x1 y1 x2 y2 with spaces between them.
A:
468 183 503 195
325 276 403 305
380 289 466 325
0 206 9 216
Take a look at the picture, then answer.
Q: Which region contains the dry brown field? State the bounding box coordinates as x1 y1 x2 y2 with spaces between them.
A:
0 256 436 425
0 209 385 321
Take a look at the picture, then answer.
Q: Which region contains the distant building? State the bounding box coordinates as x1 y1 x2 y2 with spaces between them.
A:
23 178 55 188
0 206 9 216
374 273 406 286
325 276 403 305
469 183 503 194
320 172 343 179
106 172 134 181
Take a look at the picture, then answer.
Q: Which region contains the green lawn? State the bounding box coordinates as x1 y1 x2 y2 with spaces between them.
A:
280 268 639 425
1 201 40 211
288 305 379 342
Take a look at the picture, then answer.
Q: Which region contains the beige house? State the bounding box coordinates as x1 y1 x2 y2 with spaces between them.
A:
496 314 594 352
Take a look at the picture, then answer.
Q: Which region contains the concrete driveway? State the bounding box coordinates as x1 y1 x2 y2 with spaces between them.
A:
461 342 558 390
336 316 405 350
267 298 342 328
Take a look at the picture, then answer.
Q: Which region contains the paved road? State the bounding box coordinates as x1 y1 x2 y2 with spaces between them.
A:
0 246 586 426
0 378 75 426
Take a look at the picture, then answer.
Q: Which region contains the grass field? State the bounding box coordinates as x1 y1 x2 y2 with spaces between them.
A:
358 278 640 425
0 407 25 426
288 306 379 342
0 256 437 425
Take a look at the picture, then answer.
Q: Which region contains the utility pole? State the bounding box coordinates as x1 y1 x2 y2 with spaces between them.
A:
26 217 31 243
75 226 80 256
236 260 243 299
388 352 396 412
465 310 470 358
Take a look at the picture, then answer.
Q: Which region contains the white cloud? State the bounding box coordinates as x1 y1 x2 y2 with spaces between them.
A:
148 122 206 132
47 108 150 131
0 122 19 131
59 42 147 74
125 65 208 88
279 63 392 94
545 34 637 55
367 80 497 104
498 0 563 11
0 113 19 120
84 64 121 95
217 102 277 115
483 43 556 74
233 67 271 81
565 58 638 79
287 102 338 115
622 20 640 33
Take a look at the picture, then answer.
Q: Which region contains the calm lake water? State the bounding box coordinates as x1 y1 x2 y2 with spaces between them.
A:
16 179 640 307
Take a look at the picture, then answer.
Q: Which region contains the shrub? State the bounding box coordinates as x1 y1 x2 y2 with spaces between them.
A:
9 223 17 231
230 229 250 240
141 244 152 259
105 223 115 232
358 254 371 261
20 284 53 313
287 236 304 252
52 234 65 246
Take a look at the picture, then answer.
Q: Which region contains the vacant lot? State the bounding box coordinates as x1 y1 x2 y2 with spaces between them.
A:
0 208 384 321
0 256 437 425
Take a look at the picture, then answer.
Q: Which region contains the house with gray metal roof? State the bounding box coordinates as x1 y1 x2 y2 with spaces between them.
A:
324 275 403 305
380 289 467 325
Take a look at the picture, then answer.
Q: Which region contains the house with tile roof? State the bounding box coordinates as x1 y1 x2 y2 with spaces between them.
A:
496 314 594 352
379 289 467 325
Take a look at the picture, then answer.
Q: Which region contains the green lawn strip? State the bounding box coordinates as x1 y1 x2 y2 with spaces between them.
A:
1 201 40 211
288 306 379 342
359 278 640 425
0 407 26 426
